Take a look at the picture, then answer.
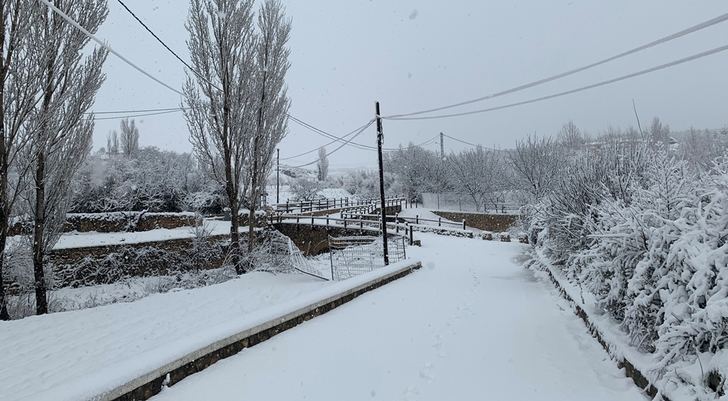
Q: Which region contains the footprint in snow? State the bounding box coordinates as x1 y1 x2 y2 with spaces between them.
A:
419 362 435 382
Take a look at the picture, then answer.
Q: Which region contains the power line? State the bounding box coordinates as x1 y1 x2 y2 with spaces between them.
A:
114 0 222 92
89 107 188 115
288 114 440 153
91 109 183 121
288 114 382 151
384 12 728 119
443 134 481 148
281 120 373 160
440 134 501 152
45 0 390 163
284 119 376 168
37 0 184 96
385 43 728 121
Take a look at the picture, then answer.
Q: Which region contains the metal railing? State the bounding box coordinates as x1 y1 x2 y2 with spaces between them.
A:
272 197 405 214
270 214 416 245
340 212 467 231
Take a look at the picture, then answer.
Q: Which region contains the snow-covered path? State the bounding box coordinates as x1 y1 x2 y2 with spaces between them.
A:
152 234 646 401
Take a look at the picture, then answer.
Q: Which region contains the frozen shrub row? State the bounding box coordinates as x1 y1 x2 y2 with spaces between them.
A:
525 146 728 396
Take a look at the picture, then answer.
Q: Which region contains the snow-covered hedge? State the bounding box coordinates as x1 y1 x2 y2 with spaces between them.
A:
525 147 728 399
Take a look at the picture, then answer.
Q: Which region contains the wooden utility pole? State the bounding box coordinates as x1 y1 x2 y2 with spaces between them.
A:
440 132 445 160
376 101 389 265
276 148 280 204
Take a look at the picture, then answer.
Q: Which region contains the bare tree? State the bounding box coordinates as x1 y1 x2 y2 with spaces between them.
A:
649 117 670 143
184 0 257 273
385 144 449 203
245 0 290 257
558 121 584 149
23 0 107 315
448 146 503 212
0 1 45 320
106 130 118 155
509 135 563 199
290 176 321 201
316 146 328 181
119 118 139 157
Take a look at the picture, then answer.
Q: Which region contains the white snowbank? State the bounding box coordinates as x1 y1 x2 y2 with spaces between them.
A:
0 261 418 401
54 220 244 249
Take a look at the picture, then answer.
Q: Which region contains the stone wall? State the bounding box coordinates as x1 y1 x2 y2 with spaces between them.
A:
432 211 519 232
45 235 230 289
273 223 381 256
8 212 199 236
2 231 279 293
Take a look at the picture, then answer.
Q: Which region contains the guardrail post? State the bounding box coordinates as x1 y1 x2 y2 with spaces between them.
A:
409 224 413 245
416 214 419 225
344 219 347 229
360 220 363 230
296 216 300 224
438 217 441 227
311 216 315 227
462 219 466 230
326 216 330 226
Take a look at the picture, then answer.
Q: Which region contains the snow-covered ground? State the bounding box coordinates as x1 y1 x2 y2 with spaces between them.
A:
397 207 445 222
53 219 240 249
0 272 328 401
150 234 645 401
265 184 356 206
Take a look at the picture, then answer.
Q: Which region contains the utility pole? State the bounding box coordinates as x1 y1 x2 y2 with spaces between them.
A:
440 132 445 160
376 101 389 265
276 148 280 204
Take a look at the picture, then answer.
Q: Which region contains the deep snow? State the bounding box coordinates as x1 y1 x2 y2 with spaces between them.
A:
150 234 646 401
0 272 328 401
54 219 246 249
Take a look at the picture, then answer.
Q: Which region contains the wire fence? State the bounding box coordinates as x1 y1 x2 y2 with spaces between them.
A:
328 235 406 281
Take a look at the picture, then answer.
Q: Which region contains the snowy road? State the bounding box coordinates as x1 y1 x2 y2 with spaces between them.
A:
152 234 646 401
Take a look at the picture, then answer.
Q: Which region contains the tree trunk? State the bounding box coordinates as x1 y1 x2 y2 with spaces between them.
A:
248 134 259 256
225 156 242 274
0 231 9 320
33 151 48 315
0 15 9 321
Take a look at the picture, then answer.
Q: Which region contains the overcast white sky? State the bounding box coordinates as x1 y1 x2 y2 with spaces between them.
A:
93 0 728 169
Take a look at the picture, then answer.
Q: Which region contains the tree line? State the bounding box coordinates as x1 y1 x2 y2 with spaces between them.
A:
0 0 292 320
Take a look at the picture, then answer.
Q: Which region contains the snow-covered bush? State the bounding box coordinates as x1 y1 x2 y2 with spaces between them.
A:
70 148 207 213
527 144 728 395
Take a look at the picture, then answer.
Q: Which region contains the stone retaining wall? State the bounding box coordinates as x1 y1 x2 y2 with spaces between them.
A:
432 211 518 232
8 213 199 236
3 231 274 293
274 223 386 256
48 235 230 289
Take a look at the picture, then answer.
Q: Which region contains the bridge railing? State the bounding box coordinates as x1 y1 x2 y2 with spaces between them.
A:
340 212 467 231
270 213 417 244
272 197 405 214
